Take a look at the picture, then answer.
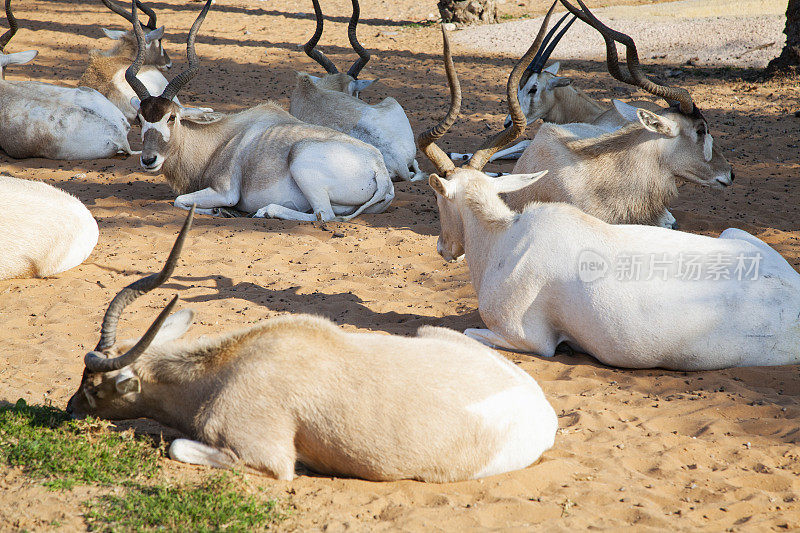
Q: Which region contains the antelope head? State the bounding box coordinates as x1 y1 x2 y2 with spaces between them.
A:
0 0 38 80
126 0 216 171
66 208 195 420
302 0 375 98
559 0 732 188
418 7 556 261
101 0 171 70
504 7 576 127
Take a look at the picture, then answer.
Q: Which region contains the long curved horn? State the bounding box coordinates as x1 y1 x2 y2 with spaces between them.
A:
137 0 157 30
94 207 194 352
560 0 694 113
346 0 370 78
1 0 19 52
101 0 156 30
467 1 558 171
125 0 151 100
160 0 212 101
85 295 179 372
416 26 460 176
304 0 338 74
529 14 576 74
522 8 570 78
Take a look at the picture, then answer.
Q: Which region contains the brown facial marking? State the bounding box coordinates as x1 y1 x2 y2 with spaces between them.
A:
139 96 174 123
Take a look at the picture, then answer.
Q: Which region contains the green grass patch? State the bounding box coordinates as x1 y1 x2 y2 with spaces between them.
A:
0 399 161 490
85 474 287 532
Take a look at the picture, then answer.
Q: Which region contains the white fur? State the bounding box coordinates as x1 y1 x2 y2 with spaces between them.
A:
704 133 714 162
0 53 133 159
0 175 98 279
469 385 557 478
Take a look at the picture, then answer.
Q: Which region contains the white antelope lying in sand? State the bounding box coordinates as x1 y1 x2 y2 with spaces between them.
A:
421 25 799 371
79 0 179 122
66 209 557 482
0 175 98 280
127 0 393 221
427 168 800 370
290 0 423 182
0 0 133 159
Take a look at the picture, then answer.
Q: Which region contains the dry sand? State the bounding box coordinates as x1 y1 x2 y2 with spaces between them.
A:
455 0 788 68
1 0 800 530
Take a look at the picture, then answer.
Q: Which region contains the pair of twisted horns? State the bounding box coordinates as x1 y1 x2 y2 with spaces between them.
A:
101 0 158 31
304 0 370 79
418 2 560 175
559 0 694 114
522 6 576 80
85 208 194 373
126 0 210 101
1 0 18 52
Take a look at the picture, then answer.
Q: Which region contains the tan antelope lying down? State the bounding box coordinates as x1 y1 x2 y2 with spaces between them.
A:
66 209 558 481
0 175 98 280
422 26 800 371
504 0 732 228
0 0 133 159
290 0 423 182
127 0 393 221
79 0 181 122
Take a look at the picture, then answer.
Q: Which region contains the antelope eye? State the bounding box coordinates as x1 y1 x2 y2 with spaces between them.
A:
167 116 176 124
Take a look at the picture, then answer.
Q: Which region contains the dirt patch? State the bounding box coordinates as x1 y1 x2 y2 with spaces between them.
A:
1 0 800 530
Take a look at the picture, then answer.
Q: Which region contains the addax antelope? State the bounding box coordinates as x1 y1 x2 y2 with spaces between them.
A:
0 0 134 159
127 0 393 221
502 0 732 228
66 209 558 481
79 0 179 122
421 26 800 371
290 0 423 182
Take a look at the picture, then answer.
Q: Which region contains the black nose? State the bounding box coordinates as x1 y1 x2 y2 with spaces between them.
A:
141 155 157 166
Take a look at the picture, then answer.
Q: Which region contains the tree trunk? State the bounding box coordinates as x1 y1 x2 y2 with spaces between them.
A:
438 0 498 25
766 0 800 75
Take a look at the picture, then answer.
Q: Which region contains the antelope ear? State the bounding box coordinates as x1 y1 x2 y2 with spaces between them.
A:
493 171 548 194
428 174 453 198
543 61 560 75
612 99 639 122
101 28 127 40
348 78 376 96
114 368 141 394
152 308 195 344
145 26 166 43
130 97 141 111
545 76 572 90
637 108 679 137
0 50 37 67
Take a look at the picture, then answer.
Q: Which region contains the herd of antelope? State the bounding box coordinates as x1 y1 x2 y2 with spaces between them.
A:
3 0 798 483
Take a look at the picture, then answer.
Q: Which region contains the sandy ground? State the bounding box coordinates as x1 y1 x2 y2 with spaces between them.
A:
455 0 788 68
1 0 800 530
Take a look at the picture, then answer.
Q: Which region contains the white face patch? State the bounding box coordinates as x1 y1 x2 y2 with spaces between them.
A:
703 133 714 162
141 114 171 142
